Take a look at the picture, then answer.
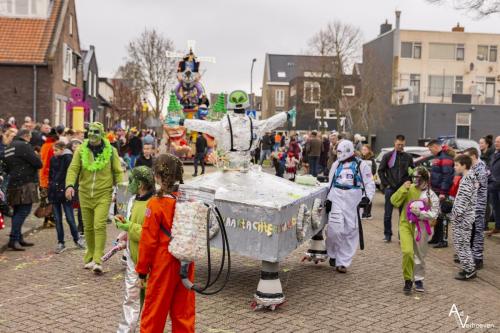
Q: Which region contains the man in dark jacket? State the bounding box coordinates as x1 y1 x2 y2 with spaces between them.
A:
378 135 414 242
128 130 143 168
427 139 455 247
259 131 273 166
193 134 208 177
307 131 323 177
4 129 42 250
487 136 500 236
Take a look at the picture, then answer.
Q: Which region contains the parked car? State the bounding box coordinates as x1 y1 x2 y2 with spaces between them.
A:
438 136 480 153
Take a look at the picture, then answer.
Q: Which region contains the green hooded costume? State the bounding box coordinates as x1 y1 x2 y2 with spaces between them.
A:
66 122 123 265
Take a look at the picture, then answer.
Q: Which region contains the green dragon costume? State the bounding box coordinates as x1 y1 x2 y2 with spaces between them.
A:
66 122 123 270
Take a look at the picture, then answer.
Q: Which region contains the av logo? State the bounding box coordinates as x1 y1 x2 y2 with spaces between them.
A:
449 304 469 328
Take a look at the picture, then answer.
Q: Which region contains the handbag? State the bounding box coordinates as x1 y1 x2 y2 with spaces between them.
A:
34 203 53 218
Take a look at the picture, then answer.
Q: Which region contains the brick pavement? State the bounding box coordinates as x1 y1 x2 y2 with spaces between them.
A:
0 171 499 332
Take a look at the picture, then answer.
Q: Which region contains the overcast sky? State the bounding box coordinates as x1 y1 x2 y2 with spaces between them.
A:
76 0 500 97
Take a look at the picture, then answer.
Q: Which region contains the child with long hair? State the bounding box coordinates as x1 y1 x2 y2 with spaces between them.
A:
135 154 195 332
360 144 377 219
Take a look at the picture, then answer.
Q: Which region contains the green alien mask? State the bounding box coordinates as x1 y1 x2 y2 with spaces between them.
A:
88 122 105 145
128 166 155 195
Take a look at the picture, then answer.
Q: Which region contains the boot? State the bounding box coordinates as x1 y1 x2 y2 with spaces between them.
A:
8 241 25 251
19 239 34 247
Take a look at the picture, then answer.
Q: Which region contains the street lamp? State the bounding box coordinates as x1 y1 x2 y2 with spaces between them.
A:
250 58 257 109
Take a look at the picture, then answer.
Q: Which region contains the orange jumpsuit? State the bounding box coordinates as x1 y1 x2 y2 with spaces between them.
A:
136 195 195 333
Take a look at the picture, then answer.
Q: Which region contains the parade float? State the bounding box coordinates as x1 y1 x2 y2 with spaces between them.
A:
163 44 217 162
175 90 329 310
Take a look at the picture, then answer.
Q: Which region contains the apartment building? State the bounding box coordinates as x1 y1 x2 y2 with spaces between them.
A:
364 11 500 149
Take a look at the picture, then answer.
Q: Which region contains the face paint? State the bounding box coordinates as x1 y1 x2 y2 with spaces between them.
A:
88 123 104 145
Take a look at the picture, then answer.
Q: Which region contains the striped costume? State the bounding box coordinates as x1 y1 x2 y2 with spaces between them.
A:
451 173 478 273
470 160 488 260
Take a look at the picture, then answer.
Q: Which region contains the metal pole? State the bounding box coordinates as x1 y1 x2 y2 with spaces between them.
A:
250 58 256 109
33 65 37 121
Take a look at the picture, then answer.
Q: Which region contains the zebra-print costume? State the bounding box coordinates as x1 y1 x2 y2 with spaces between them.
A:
451 172 478 273
471 160 488 260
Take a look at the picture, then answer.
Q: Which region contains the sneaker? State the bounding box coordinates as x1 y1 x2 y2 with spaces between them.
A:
55 243 66 254
427 239 438 245
93 264 103 275
336 266 347 273
383 236 391 243
329 258 336 267
453 254 460 263
414 280 424 292
121 255 128 266
84 261 95 270
454 269 477 281
474 259 483 270
433 241 448 248
365 214 373 220
75 237 86 249
486 228 500 237
403 280 412 295
192 174 197 177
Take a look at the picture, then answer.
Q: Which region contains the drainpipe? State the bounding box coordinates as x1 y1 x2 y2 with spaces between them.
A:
422 102 427 139
33 65 37 121
392 10 402 104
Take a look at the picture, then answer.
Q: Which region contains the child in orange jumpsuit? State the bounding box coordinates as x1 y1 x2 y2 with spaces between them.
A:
135 154 195 333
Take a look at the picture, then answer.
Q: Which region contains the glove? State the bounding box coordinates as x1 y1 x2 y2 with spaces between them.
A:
358 196 370 209
114 216 130 231
287 107 297 121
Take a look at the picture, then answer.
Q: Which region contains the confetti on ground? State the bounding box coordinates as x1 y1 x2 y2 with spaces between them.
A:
283 268 290 272
14 263 29 270
112 273 123 280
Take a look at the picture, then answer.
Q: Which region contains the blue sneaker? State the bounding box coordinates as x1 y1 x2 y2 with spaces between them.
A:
414 280 424 292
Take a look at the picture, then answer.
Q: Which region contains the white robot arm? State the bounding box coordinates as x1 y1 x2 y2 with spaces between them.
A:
184 118 221 139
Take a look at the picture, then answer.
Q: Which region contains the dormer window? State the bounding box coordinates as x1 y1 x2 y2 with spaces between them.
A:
0 0 50 18
277 71 286 78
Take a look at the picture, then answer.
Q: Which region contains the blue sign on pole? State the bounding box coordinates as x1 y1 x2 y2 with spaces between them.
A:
246 110 257 119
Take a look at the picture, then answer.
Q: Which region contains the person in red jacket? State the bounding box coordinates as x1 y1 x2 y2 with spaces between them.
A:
135 154 195 333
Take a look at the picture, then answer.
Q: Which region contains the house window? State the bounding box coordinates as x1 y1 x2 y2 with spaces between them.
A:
456 44 465 61
88 71 93 96
410 74 420 103
429 43 456 60
93 74 98 97
63 43 72 82
290 86 296 97
54 99 61 125
277 72 286 78
486 77 496 104
304 81 320 103
342 85 355 96
456 113 471 139
61 101 67 126
71 53 77 85
0 0 49 17
455 76 464 94
315 108 335 119
428 75 454 97
401 42 421 59
275 89 285 107
69 14 73 36
477 45 497 62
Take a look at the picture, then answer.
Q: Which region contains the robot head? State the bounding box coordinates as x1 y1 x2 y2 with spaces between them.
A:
336 140 355 162
227 90 250 114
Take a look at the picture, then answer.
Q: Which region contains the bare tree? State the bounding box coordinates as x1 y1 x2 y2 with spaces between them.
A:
127 29 177 118
346 54 387 145
427 0 500 17
308 21 362 131
111 78 141 127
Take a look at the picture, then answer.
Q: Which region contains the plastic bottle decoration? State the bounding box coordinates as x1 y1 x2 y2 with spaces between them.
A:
406 199 433 242
209 93 227 121
310 199 323 229
66 88 89 131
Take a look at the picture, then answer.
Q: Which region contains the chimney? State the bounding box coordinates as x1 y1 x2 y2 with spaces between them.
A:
395 10 401 30
452 23 465 32
380 19 392 35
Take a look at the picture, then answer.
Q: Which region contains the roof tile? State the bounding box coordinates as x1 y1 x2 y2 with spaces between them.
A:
0 0 63 64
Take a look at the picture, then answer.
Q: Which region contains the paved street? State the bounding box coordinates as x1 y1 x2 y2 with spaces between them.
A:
1 167 499 332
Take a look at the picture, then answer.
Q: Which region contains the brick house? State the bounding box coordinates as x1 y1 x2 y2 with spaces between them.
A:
0 0 83 126
261 53 361 131
82 45 100 123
